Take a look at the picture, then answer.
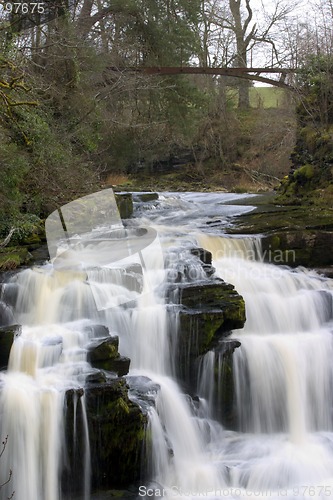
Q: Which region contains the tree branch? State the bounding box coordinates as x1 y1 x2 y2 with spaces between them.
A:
0 228 17 248
243 0 254 35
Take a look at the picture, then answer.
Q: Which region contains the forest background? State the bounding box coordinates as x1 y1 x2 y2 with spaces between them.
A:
0 0 332 245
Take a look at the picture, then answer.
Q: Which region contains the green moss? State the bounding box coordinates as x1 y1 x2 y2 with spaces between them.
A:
269 235 281 250
135 192 159 202
115 193 133 219
299 126 318 152
293 164 315 181
0 247 31 270
69 379 149 490
175 280 246 384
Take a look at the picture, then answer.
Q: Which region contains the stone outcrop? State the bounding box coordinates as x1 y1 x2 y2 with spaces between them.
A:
87 336 130 376
0 246 32 271
62 377 148 496
0 324 21 369
86 378 147 490
208 339 241 429
169 278 245 383
63 378 147 495
133 192 159 202
114 193 133 219
62 323 148 496
0 300 14 327
261 230 333 268
226 195 333 269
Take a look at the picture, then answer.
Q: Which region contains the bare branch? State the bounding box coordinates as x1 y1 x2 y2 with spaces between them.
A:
243 0 254 35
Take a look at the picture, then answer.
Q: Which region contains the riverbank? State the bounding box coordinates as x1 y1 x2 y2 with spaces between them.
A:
108 162 280 194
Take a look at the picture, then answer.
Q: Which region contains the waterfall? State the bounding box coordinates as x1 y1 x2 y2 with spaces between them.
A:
0 191 332 500
193 232 333 497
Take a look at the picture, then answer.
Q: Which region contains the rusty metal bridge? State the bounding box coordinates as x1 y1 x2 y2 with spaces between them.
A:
110 66 296 89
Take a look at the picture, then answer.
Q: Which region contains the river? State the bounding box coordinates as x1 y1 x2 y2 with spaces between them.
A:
0 191 332 500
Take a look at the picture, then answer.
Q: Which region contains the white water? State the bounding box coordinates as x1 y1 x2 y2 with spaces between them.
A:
0 192 332 500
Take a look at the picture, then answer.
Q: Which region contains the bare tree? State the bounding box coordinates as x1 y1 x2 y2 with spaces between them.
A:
199 0 297 108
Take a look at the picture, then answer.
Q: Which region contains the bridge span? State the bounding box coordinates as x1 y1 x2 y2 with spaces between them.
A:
110 66 296 89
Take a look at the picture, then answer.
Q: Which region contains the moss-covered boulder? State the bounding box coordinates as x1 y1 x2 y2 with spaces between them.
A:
0 324 21 369
0 246 32 271
227 197 333 268
261 230 333 267
133 192 159 202
170 279 245 382
210 339 241 429
115 193 133 219
86 378 147 490
63 378 147 495
87 336 131 376
276 55 333 205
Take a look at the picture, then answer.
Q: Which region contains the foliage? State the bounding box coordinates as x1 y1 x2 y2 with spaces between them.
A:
277 54 333 204
0 0 304 230
297 54 333 127
0 213 42 243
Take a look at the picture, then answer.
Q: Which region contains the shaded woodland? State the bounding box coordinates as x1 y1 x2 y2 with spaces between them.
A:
0 0 332 242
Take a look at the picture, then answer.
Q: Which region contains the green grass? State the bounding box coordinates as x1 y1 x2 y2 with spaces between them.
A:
250 87 285 108
226 86 287 109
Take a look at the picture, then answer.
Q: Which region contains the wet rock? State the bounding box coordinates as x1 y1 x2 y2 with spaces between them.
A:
226 196 333 268
88 336 119 360
86 378 147 490
170 279 245 383
115 193 133 219
0 324 21 369
212 339 242 429
86 370 108 385
134 192 159 202
261 230 333 267
89 489 138 499
0 301 14 327
0 282 19 307
190 247 215 277
190 247 212 266
29 244 50 264
87 337 131 376
127 375 160 412
84 324 110 340
166 247 216 283
216 338 241 355
62 387 89 496
63 379 147 494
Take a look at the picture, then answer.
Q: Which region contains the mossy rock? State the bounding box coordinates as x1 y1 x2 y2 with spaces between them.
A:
87 337 131 376
0 247 32 271
63 379 147 494
21 233 42 247
298 126 318 153
115 193 133 219
88 336 119 362
229 203 333 234
134 192 159 202
211 339 241 429
0 324 22 369
293 164 315 182
86 379 147 490
170 279 245 384
262 230 333 267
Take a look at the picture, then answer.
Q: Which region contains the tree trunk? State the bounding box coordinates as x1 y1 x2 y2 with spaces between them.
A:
229 0 251 109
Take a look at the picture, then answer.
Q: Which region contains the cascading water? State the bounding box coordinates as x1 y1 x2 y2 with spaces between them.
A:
0 191 332 500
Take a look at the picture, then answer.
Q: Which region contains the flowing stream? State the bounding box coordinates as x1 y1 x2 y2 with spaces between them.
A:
0 191 333 500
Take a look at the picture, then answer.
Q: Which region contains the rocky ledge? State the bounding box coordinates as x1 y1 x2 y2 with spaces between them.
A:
226 194 333 270
63 376 147 496
169 277 245 385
